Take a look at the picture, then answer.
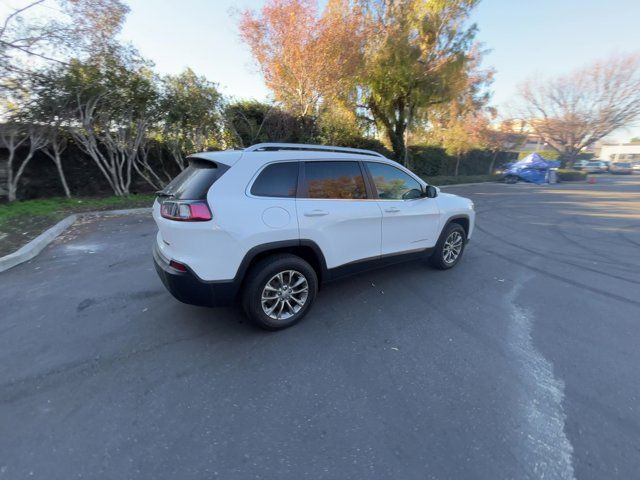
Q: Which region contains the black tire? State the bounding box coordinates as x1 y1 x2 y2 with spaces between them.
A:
242 254 318 330
430 223 467 270
505 175 518 184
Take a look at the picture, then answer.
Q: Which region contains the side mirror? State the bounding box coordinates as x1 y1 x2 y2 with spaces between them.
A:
424 185 438 198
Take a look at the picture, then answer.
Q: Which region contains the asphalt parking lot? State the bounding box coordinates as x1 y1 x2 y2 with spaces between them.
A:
1 175 639 480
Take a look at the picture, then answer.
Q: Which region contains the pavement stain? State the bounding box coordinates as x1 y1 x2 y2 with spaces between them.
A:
76 298 96 312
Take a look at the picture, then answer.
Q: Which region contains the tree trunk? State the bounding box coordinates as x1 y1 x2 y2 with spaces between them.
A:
44 147 71 198
564 149 580 168
54 158 71 198
488 150 499 175
455 154 461 176
9 151 37 202
387 127 406 164
7 183 17 202
6 149 16 202
403 128 411 169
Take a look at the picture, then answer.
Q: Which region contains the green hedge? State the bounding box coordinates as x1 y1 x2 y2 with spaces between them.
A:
557 169 587 182
420 174 502 186
409 145 517 177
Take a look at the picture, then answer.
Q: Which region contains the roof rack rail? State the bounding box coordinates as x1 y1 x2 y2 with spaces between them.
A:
244 143 386 158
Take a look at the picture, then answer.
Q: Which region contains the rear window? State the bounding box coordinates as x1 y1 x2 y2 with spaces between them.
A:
303 161 367 199
159 158 227 200
615 162 632 167
251 162 299 197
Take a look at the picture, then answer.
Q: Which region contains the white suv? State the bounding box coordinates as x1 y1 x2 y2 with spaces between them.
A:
153 143 475 330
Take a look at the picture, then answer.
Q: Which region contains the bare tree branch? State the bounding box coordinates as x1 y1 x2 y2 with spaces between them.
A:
517 52 640 163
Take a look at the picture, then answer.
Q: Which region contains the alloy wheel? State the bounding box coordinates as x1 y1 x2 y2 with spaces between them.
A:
442 231 463 264
261 270 309 320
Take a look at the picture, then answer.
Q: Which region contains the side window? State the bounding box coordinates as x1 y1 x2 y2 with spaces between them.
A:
251 162 299 198
304 161 367 199
366 162 423 200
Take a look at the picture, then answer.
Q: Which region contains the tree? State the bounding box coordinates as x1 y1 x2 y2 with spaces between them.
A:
224 100 318 147
47 51 159 196
159 69 224 171
359 0 481 163
239 0 365 117
518 52 640 164
0 123 48 201
483 121 526 174
438 112 488 175
0 0 128 85
23 69 75 197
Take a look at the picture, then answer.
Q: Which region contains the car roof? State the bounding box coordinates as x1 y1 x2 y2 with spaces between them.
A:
189 144 398 168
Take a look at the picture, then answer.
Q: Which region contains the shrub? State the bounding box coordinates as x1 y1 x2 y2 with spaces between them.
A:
419 174 501 186
557 169 587 181
408 145 449 176
331 136 393 157
410 145 517 177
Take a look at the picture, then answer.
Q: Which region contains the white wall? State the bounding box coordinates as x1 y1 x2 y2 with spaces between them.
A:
598 144 640 161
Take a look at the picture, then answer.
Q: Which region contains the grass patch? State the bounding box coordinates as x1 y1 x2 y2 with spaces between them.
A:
422 174 501 186
0 194 155 257
0 194 155 226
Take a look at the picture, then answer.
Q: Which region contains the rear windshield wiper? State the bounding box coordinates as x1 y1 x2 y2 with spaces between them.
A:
155 190 175 199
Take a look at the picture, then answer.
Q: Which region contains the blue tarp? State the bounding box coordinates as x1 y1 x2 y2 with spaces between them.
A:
504 153 561 184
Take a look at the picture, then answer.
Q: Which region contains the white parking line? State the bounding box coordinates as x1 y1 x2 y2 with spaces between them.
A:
506 276 576 479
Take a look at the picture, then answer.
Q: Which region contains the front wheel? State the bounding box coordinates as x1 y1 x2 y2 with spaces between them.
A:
430 223 467 270
504 175 518 184
242 254 318 330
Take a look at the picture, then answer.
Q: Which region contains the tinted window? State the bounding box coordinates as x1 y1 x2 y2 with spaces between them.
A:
251 162 298 197
304 162 367 199
366 162 422 200
160 159 225 200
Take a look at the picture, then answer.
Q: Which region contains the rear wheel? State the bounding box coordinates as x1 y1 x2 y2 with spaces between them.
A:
430 223 467 270
242 254 318 330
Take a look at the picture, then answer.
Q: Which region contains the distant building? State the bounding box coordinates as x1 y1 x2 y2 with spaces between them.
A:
597 143 640 162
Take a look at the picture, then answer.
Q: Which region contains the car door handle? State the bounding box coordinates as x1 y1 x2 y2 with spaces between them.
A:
304 210 329 217
385 207 400 213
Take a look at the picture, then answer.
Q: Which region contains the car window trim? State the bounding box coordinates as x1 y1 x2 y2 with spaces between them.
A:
246 160 300 199
363 160 424 201
298 160 372 200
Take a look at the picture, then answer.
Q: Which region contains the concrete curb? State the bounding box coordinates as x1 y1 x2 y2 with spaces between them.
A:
0 207 151 273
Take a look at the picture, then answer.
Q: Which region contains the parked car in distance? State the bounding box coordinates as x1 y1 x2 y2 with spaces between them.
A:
632 163 640 174
583 160 608 173
152 143 475 330
610 162 634 174
573 160 589 170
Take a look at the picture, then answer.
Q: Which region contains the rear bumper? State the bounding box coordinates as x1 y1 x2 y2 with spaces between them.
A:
153 242 238 307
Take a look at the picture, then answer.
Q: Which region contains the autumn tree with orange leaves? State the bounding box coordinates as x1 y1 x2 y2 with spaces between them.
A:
239 0 366 117
239 0 489 164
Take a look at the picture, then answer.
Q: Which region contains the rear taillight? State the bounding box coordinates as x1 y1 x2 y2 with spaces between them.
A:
169 260 188 272
160 201 212 221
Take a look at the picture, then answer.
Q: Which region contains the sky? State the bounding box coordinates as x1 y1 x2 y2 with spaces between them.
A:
6 0 640 140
